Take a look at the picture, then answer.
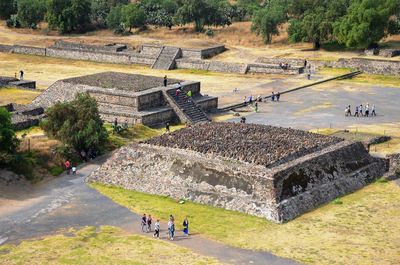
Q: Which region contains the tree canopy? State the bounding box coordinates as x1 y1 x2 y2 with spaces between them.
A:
17 0 46 28
334 0 400 48
0 107 19 166
41 93 108 154
46 0 91 33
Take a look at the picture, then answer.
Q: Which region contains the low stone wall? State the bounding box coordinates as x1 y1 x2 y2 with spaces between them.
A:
175 58 210 70
194 96 218 111
12 45 46 56
0 44 13 52
333 58 400 76
46 47 154 65
247 63 304 75
176 59 247 74
54 40 127 52
181 45 226 59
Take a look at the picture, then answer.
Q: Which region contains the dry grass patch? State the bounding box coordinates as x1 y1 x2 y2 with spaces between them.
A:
0 87 40 105
92 180 400 265
0 226 223 265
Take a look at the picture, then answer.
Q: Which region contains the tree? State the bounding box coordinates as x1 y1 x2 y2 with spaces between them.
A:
140 0 177 29
334 0 399 48
237 0 262 18
41 93 108 154
0 0 16 19
287 0 350 49
106 4 124 31
91 0 128 27
174 0 231 32
17 0 46 28
46 0 91 33
121 3 146 32
251 1 287 44
0 108 19 166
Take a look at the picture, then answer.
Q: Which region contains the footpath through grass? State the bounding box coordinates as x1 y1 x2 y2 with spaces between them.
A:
92 181 400 265
0 226 222 265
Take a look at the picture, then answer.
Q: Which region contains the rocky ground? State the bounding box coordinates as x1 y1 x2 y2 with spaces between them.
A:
145 122 342 168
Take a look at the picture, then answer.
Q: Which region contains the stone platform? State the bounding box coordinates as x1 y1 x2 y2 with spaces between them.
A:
87 122 388 223
0 76 36 89
32 72 218 126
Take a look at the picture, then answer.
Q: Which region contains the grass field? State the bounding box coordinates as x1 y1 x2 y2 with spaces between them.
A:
312 123 400 154
0 226 222 265
91 180 400 265
320 68 400 87
0 87 40 105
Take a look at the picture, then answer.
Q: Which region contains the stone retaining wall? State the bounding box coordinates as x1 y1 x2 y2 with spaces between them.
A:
12 45 46 56
247 63 304 75
0 44 13 52
54 40 127 52
332 58 400 76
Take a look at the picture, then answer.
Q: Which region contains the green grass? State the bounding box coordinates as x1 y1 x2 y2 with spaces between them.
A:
0 226 223 265
0 87 40 105
320 67 400 87
106 124 184 149
91 181 400 265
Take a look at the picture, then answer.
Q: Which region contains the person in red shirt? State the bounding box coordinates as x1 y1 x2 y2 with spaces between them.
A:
64 160 71 175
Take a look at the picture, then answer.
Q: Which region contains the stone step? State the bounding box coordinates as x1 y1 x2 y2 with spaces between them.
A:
151 46 181 70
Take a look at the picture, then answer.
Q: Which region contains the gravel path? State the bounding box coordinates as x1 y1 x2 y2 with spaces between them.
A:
0 157 299 265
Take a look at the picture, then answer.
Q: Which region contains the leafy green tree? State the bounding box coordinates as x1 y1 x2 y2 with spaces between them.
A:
17 0 46 28
121 3 146 32
46 0 91 33
251 1 287 44
334 0 399 48
237 0 262 18
91 0 128 27
174 0 231 32
41 93 108 154
140 0 177 29
287 0 350 49
0 108 19 166
106 4 123 31
0 0 17 19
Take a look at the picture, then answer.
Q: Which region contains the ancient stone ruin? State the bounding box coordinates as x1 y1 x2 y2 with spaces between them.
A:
87 122 388 223
32 72 218 126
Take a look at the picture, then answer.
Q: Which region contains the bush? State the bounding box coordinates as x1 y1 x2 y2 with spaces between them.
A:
50 166 64 176
205 28 215 37
6 14 21 28
17 0 46 28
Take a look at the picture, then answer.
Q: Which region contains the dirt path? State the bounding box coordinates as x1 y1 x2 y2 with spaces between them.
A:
0 157 299 265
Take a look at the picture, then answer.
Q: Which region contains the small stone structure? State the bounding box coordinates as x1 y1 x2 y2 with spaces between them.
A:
1 103 45 130
0 76 36 89
32 72 217 126
87 122 388 223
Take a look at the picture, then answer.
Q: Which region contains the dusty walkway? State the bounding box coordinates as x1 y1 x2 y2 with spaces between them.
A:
0 157 299 265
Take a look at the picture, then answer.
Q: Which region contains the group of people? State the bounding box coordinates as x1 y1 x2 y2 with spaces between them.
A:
345 104 377 117
64 160 77 175
271 92 281 102
15 70 24 80
141 214 189 241
279 63 291 70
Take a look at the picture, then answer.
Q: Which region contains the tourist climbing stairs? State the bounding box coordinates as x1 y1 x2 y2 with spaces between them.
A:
151 46 181 70
165 89 210 124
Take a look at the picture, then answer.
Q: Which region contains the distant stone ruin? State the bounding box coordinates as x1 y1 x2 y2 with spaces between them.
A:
0 76 36 89
87 122 388 223
32 72 217 126
1 103 44 130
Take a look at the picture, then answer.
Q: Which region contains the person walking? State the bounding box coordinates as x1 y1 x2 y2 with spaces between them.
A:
183 217 189 237
153 220 160 238
64 160 71 175
19 70 24 81
141 214 147 232
163 75 168 87
254 102 258 112
359 104 363 117
165 122 170 132
371 104 376 116
276 92 281 102
72 165 77 175
271 92 275 102
354 106 359 117
365 103 370 117
147 214 152 232
168 219 175 240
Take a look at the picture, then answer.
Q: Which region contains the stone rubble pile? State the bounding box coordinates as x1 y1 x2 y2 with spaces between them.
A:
145 122 343 167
